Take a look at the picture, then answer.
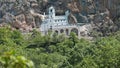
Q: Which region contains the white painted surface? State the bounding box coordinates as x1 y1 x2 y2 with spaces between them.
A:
40 6 69 33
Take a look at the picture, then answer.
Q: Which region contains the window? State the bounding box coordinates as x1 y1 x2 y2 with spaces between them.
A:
55 20 56 22
50 9 52 12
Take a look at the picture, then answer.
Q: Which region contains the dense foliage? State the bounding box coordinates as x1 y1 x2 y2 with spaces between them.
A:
0 27 120 68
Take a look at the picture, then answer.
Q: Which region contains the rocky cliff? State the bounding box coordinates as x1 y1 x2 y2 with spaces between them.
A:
0 0 120 34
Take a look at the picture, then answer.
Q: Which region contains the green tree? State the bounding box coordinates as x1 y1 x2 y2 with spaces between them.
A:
0 51 34 68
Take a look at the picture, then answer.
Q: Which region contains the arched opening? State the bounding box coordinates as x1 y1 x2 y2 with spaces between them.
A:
50 9 53 12
71 28 78 36
60 29 64 33
55 30 58 34
66 29 69 35
53 30 59 36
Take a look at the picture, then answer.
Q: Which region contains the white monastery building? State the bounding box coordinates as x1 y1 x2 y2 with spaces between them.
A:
40 6 69 32
40 6 91 38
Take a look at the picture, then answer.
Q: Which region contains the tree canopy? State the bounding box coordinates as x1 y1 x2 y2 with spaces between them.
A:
0 27 120 68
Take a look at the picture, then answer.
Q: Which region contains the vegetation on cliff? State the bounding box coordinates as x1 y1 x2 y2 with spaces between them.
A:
0 27 120 68
0 0 120 68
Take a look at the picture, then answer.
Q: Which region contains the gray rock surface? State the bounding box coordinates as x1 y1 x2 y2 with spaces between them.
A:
0 0 119 33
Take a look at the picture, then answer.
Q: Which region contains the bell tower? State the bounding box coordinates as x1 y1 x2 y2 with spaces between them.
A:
49 6 55 18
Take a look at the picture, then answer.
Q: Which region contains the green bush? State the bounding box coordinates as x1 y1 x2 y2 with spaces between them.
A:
0 27 120 68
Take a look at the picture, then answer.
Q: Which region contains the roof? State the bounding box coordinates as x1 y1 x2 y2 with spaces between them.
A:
54 16 66 20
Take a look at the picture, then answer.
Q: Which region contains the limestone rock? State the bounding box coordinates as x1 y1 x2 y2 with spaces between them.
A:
3 13 16 23
0 0 119 33
16 14 26 24
25 13 36 28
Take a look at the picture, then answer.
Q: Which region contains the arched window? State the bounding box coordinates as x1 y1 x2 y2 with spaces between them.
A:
50 9 53 12
60 29 64 33
66 29 69 35
53 30 58 36
55 20 57 22
55 30 58 34
71 28 78 36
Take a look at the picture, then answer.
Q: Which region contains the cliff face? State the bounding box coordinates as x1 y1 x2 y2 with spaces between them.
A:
0 0 120 33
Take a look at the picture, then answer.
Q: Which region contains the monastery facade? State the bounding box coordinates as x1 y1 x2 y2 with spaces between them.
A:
41 6 69 32
40 6 90 38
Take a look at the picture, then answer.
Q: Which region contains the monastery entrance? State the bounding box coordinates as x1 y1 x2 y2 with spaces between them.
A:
66 29 69 35
52 27 80 37
60 29 64 33
71 28 78 36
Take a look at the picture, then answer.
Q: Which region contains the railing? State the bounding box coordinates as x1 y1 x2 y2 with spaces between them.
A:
52 23 87 28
